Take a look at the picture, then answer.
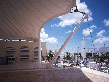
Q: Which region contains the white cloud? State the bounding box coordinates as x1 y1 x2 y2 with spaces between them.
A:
94 30 109 48
86 37 91 40
40 28 48 41
65 30 72 34
94 37 109 44
52 1 93 27
97 30 105 37
103 19 109 27
51 24 58 28
40 28 57 43
47 37 57 43
82 25 96 36
90 25 97 29
93 37 109 49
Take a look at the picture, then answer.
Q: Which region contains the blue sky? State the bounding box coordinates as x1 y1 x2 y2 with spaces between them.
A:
40 0 109 53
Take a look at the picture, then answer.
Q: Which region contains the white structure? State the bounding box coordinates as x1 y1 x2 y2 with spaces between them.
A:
81 38 86 60
74 55 77 65
87 47 97 57
99 47 109 53
38 40 41 65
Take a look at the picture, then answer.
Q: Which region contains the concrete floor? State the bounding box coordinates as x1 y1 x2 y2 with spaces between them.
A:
0 61 109 82
0 67 109 82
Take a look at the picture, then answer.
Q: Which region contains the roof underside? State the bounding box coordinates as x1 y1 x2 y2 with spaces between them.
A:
0 0 76 41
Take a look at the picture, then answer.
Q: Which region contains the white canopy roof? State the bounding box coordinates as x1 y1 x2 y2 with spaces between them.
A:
0 0 76 41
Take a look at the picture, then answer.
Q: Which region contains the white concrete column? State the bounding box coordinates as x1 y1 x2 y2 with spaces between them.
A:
29 46 34 62
15 46 20 61
38 40 41 64
81 39 86 60
75 55 77 65
92 52 93 57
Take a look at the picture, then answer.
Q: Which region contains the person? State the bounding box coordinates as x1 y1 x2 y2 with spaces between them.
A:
55 56 60 65
80 57 83 68
84 58 88 66
100 58 104 66
56 58 58 64
76 62 79 66
96 58 98 64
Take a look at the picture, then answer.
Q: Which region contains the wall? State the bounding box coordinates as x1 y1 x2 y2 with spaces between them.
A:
41 42 47 57
0 40 46 62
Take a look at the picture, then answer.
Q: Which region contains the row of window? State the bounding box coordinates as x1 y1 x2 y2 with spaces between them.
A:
5 46 39 62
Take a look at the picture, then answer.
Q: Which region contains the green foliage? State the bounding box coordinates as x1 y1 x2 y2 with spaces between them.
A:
65 52 72 60
48 50 53 59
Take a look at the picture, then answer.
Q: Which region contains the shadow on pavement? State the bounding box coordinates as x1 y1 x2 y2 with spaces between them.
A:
0 67 92 82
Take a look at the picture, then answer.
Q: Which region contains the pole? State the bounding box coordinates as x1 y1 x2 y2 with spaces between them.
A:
38 40 41 65
46 14 88 68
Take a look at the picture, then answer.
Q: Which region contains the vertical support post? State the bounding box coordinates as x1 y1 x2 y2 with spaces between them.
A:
81 39 86 61
29 46 34 62
92 52 93 57
74 54 77 66
38 40 41 65
106 47 107 52
104 44 105 53
15 46 20 61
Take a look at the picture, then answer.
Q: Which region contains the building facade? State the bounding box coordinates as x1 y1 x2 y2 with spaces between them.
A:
0 40 46 63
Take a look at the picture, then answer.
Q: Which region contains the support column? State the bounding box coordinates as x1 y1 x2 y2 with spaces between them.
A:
29 46 34 62
92 52 93 57
74 55 77 65
38 40 41 65
15 46 20 61
81 39 86 60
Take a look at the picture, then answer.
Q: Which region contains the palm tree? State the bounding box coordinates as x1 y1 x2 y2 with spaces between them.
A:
66 52 72 60
48 50 53 60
